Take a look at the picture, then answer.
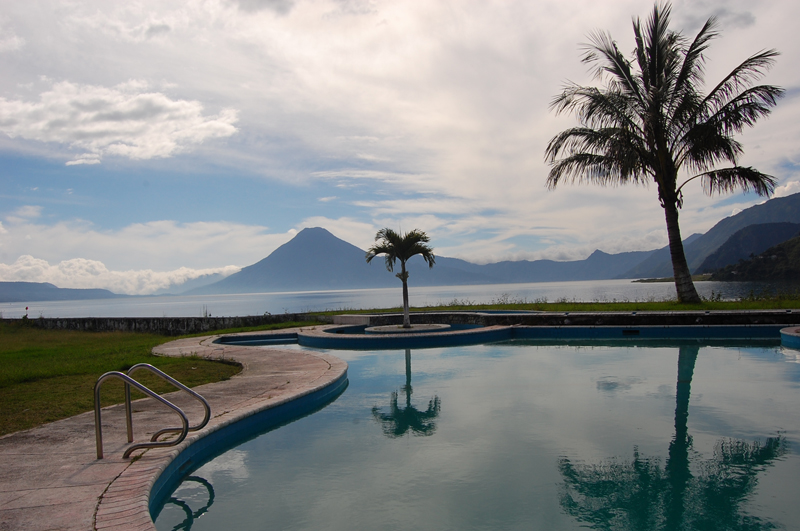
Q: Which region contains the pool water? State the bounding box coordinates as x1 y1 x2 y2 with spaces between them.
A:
154 341 800 530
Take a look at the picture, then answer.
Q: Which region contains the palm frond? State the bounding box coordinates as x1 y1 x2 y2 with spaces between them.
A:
547 152 649 189
699 49 781 117
365 228 436 271
672 17 717 96
550 86 645 141
697 167 777 196
701 84 784 135
582 31 644 104
666 17 717 137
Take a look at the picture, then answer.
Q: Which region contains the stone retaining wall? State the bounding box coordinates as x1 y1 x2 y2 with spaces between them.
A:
8 309 800 335
12 313 333 336
363 310 800 328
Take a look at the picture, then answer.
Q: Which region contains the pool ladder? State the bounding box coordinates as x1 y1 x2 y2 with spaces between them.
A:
93 363 211 459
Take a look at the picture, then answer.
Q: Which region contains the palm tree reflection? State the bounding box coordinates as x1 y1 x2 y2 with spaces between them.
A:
559 345 786 530
163 475 215 531
372 349 441 437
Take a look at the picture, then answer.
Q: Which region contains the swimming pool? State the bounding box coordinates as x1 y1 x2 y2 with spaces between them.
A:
153 339 799 530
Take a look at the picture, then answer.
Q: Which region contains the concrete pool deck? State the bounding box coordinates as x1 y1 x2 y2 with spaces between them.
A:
0 327 347 531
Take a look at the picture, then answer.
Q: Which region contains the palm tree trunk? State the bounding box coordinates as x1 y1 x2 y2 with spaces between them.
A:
663 201 701 303
401 263 411 328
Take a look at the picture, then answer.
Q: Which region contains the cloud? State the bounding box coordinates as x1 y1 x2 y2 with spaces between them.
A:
230 0 296 15
1 0 796 272
0 255 240 295
0 218 296 271
312 170 420 186
5 205 42 224
9 205 42 218
64 154 101 166
774 180 800 198
0 32 24 53
144 23 171 38
0 81 238 164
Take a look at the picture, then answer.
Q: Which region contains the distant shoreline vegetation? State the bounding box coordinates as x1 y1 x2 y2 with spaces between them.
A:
332 292 800 313
633 274 712 284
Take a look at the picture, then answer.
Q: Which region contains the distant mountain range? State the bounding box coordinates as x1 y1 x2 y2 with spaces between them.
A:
184 228 657 295
0 282 127 304
4 192 799 302
189 192 800 294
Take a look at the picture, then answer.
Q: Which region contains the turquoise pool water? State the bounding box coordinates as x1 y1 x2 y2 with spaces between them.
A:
154 340 800 530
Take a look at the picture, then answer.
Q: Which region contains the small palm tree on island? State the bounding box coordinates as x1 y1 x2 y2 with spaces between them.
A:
545 3 783 303
366 228 435 328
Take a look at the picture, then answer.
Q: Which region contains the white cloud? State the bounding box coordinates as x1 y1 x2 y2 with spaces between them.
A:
0 218 296 271
5 205 43 224
774 180 800 198
65 154 101 166
0 255 240 295
196 449 250 481
0 33 24 53
312 170 422 187
0 81 238 164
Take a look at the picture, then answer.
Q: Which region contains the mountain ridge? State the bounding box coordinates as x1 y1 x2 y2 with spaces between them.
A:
697 222 800 274
622 193 800 278
710 234 800 282
0 281 128 304
5 192 798 301
188 227 661 295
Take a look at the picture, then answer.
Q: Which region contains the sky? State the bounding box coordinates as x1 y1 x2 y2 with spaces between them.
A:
1 0 799 295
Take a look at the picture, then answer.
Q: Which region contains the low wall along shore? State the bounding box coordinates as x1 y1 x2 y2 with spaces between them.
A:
10 309 800 336
15 313 334 336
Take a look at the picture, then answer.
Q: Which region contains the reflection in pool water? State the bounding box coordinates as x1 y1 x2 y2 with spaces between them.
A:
372 349 441 437
160 476 215 531
558 345 786 530
155 341 799 530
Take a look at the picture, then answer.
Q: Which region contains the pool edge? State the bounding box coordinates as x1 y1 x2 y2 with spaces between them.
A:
93 329 348 531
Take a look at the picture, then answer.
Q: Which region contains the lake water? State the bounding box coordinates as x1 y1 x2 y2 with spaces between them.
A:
0 279 791 319
153 340 800 530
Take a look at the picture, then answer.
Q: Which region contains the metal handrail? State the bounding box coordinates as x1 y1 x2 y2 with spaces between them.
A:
94 372 189 459
126 363 211 441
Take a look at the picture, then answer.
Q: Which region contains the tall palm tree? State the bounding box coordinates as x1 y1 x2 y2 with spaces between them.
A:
366 228 435 328
545 3 782 303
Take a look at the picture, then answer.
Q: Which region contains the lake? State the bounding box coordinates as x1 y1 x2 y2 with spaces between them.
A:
0 279 793 319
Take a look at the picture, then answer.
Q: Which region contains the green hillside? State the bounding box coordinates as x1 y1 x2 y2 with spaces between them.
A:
697 222 800 273
710 235 800 282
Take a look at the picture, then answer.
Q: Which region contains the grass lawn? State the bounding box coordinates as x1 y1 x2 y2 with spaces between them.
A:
0 321 320 436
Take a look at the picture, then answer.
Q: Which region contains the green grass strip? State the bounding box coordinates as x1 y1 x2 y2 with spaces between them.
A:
0 320 320 436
